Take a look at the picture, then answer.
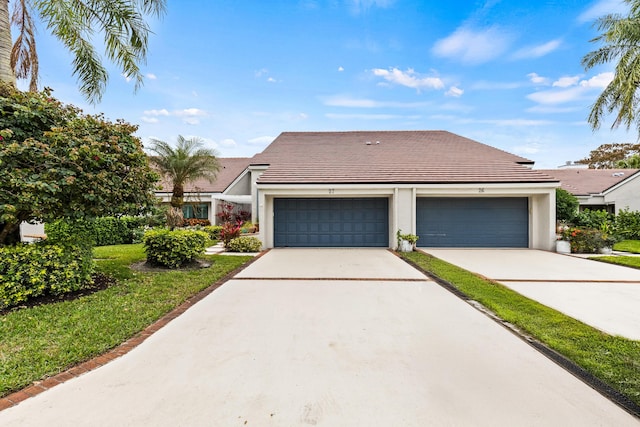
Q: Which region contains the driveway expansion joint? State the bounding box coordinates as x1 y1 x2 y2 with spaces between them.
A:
232 277 430 282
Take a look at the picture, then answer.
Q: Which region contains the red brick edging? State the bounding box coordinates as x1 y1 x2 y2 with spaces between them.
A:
0 252 264 412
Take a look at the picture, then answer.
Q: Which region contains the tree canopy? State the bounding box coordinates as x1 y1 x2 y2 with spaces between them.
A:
582 0 640 134
0 83 159 245
578 142 640 168
1 0 166 103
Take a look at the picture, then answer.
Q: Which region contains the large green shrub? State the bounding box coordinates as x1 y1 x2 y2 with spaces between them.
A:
556 188 579 223
0 84 158 246
143 229 208 268
574 209 613 229
615 209 640 240
227 236 262 253
46 216 146 246
203 225 222 240
0 243 93 309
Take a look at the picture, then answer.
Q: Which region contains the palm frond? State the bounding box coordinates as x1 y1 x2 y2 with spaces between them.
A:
10 0 38 91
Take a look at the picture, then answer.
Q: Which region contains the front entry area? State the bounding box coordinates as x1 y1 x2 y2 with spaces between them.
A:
273 198 389 247
416 197 529 247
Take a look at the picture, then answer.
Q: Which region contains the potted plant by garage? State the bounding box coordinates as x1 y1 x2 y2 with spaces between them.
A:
397 230 419 252
556 223 571 254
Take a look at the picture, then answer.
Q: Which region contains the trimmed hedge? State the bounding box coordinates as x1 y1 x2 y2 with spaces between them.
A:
203 225 222 240
227 236 262 253
46 216 146 246
143 229 208 268
0 243 93 309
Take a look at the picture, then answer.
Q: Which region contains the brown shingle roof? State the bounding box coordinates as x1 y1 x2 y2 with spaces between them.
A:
156 157 251 193
539 168 640 195
252 131 557 184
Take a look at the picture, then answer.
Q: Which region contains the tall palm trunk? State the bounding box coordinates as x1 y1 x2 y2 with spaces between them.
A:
0 0 15 86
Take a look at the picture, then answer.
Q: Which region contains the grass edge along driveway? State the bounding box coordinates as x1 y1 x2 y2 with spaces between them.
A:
401 251 640 414
0 244 253 397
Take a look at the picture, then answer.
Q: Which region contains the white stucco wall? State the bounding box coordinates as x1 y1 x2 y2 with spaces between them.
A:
605 175 640 213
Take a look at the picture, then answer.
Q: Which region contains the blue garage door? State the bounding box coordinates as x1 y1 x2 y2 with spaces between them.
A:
274 198 389 247
416 198 528 247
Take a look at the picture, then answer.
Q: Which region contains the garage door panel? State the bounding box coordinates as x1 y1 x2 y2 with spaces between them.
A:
274 198 389 247
417 198 528 248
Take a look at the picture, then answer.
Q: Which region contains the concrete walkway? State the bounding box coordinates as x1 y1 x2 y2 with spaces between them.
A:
0 249 637 426
425 249 640 340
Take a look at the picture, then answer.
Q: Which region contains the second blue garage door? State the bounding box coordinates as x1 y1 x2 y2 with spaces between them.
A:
416 197 529 247
274 198 389 247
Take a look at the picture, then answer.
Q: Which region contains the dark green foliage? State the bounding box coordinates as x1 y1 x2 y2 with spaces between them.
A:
226 236 262 253
0 243 93 309
555 188 579 222
574 209 614 229
203 225 222 240
614 209 640 240
46 216 146 247
0 84 159 245
143 229 208 268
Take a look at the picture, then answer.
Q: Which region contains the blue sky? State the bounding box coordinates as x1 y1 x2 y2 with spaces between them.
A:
19 0 636 168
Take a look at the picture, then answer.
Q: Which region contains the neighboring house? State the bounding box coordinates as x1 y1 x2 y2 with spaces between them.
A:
155 157 253 224
539 168 640 214
248 131 559 250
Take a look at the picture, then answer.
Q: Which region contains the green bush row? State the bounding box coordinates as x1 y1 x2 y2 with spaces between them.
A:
227 236 262 253
563 208 640 241
46 216 146 247
0 243 93 309
142 229 208 268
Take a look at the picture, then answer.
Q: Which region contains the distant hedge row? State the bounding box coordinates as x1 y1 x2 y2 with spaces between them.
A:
46 216 146 247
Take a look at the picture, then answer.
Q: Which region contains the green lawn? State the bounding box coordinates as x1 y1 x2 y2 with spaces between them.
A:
401 251 640 407
592 255 640 269
614 240 640 254
0 244 252 397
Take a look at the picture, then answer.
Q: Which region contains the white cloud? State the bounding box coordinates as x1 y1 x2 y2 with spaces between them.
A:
445 86 464 98
472 80 523 90
527 87 585 105
325 113 403 120
553 75 581 87
267 77 277 83
527 73 550 85
579 72 614 88
121 74 132 83
322 95 430 108
146 73 157 80
141 108 208 125
254 68 269 77
143 109 170 116
578 0 628 23
527 72 614 105
248 136 276 145
513 143 542 155
350 0 396 14
176 108 207 117
527 105 582 114
372 67 444 91
432 26 511 64
220 139 237 147
338 66 344 72
512 39 561 59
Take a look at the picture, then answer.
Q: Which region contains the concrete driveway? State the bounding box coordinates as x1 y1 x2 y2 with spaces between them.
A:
0 249 637 426
425 249 640 340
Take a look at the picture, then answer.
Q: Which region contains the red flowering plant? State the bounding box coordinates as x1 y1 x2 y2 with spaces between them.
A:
220 219 243 247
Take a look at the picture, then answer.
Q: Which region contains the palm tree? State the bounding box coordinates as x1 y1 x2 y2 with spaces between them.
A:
0 0 166 103
582 0 640 134
148 135 221 210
